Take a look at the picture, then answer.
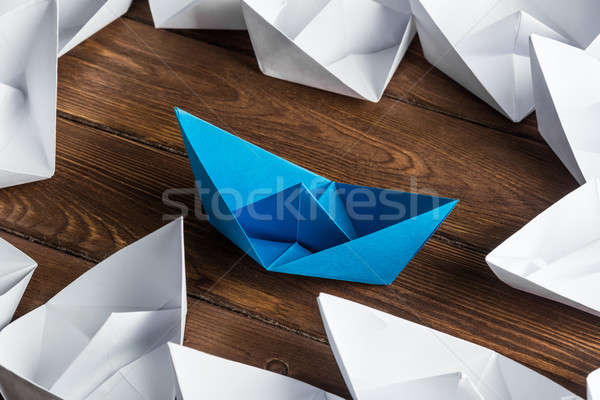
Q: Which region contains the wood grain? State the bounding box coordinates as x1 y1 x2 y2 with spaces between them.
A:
0 0 596 397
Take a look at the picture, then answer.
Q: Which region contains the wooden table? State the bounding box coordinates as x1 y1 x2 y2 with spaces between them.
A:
3 1 599 397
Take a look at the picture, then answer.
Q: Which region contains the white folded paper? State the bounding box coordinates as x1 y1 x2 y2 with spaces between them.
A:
318 293 580 399
59 0 133 56
588 35 600 58
530 34 600 184
167 343 344 399
487 180 600 318
0 218 187 400
0 0 57 189
241 0 416 102
149 0 246 29
589 369 600 400
0 239 36 331
409 0 600 122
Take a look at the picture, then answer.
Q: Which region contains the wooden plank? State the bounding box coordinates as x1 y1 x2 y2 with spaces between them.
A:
0 115 595 395
2 231 348 397
124 0 541 140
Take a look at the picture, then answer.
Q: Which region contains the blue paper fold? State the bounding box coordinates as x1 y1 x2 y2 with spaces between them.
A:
176 108 458 284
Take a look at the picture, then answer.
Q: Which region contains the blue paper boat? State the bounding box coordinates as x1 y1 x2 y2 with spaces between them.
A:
176 109 458 285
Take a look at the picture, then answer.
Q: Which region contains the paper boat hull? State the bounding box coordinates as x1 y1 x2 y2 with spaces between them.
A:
486 179 600 317
530 34 600 185
0 0 57 188
409 0 600 122
0 219 186 400
241 0 415 102
0 237 37 330
167 343 344 399
318 293 581 399
149 0 246 29
177 109 457 285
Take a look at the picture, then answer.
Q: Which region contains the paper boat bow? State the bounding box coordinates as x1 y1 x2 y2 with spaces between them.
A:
149 0 246 29
318 293 582 400
530 34 600 185
409 0 600 122
176 109 457 284
487 179 600 318
241 0 416 102
58 0 133 56
167 343 344 399
0 239 36 330
0 219 187 400
0 0 57 188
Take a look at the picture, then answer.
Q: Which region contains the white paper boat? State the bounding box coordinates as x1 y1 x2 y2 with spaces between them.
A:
241 0 416 102
486 180 600 317
0 0 57 188
59 0 133 56
530 34 600 184
318 293 581 399
409 0 600 122
149 0 246 29
0 218 187 400
0 238 36 330
167 343 344 399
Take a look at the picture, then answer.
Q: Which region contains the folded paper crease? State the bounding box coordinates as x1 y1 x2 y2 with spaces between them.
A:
167 343 344 399
487 179 600 317
0 218 187 400
409 0 600 122
318 293 582 399
241 0 416 101
0 0 57 188
0 238 37 330
530 34 600 184
149 0 246 29
58 0 133 56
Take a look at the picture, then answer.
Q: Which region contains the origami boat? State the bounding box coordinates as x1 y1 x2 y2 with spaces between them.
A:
167 343 344 399
176 109 457 284
318 293 581 399
409 0 600 122
0 239 36 330
486 180 600 317
59 0 133 56
0 0 57 188
530 34 600 184
0 219 187 400
149 0 246 29
241 0 416 102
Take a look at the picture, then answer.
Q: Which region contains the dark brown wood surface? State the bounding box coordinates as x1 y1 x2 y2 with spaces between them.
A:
1 0 598 397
